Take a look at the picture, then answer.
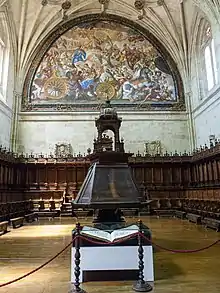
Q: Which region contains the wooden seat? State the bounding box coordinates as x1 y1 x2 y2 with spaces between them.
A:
155 199 174 218
38 200 45 211
175 210 186 219
0 221 8 235
11 217 24 228
186 213 201 224
37 211 57 218
170 199 181 209
155 209 175 218
25 213 38 223
49 200 56 211
203 217 220 232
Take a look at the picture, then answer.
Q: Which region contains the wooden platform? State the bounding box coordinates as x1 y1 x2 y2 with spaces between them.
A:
0 217 220 293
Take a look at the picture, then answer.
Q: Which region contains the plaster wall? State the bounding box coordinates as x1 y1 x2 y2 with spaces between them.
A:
193 87 220 147
17 112 190 155
0 100 12 148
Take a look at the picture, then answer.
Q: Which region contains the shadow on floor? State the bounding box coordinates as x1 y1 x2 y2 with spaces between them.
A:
154 257 183 280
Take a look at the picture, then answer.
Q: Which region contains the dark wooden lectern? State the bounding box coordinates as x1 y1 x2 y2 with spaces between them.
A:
72 100 147 228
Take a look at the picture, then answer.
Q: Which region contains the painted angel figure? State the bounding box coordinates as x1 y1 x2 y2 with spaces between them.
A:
72 46 87 65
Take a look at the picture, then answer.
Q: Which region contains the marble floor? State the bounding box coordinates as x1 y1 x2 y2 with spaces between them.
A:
0 216 220 293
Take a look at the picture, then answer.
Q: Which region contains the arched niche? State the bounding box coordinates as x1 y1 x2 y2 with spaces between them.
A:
193 17 218 96
101 130 115 151
22 14 185 112
0 10 10 102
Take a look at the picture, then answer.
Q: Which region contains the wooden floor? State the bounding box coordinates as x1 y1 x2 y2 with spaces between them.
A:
0 216 220 293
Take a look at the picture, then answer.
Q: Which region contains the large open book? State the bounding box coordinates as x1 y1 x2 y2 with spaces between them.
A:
81 225 138 242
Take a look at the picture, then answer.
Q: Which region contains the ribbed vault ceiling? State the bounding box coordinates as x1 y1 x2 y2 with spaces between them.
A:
0 0 220 90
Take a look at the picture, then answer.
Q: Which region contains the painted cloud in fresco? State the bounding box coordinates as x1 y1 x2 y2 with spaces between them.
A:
30 21 177 104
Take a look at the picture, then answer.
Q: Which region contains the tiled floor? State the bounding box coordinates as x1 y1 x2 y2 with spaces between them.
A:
0 216 220 293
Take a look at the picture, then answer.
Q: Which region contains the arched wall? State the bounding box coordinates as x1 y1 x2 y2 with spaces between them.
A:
17 13 190 155
0 6 15 148
189 11 220 147
22 14 185 110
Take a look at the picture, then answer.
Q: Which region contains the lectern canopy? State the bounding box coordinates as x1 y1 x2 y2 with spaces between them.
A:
74 161 141 209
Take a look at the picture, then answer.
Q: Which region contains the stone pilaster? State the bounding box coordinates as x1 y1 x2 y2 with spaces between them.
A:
185 91 196 151
10 91 22 152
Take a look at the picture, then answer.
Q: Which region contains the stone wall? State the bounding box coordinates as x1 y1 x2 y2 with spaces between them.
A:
193 87 220 147
17 111 190 155
0 100 12 148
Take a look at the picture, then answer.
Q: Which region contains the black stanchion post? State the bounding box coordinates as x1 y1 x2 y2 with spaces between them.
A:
133 220 153 292
70 222 87 293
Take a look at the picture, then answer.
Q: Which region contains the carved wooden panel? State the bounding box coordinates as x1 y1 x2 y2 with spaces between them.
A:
207 189 213 200
213 161 218 181
66 167 75 183
134 167 143 183
154 167 162 184
172 167 181 184
47 167 56 183
162 167 170 185
144 168 152 184
57 168 66 183
39 166 46 183
28 166 37 185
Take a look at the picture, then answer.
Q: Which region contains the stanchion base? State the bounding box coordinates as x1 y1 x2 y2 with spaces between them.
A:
69 287 87 293
133 280 153 292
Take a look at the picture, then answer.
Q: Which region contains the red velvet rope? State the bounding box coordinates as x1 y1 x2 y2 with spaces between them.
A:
0 232 219 288
79 233 220 253
139 233 220 253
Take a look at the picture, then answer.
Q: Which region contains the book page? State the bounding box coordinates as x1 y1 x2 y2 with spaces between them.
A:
81 226 111 242
110 225 138 241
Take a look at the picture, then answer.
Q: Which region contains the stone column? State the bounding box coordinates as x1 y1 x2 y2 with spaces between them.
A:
185 91 196 151
10 91 22 152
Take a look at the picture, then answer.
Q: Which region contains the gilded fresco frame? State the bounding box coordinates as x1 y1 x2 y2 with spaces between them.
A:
22 13 185 112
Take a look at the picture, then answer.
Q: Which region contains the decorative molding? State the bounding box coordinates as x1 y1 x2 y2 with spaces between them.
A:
21 101 186 112
134 0 146 20
41 0 72 20
18 110 188 118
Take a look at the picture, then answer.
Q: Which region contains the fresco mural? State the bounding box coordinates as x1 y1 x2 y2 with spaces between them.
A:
29 21 178 105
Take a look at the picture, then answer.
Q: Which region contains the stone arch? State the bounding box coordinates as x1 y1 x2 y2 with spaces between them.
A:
188 9 216 102
192 0 220 28
195 17 217 94
22 13 185 111
0 10 10 100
